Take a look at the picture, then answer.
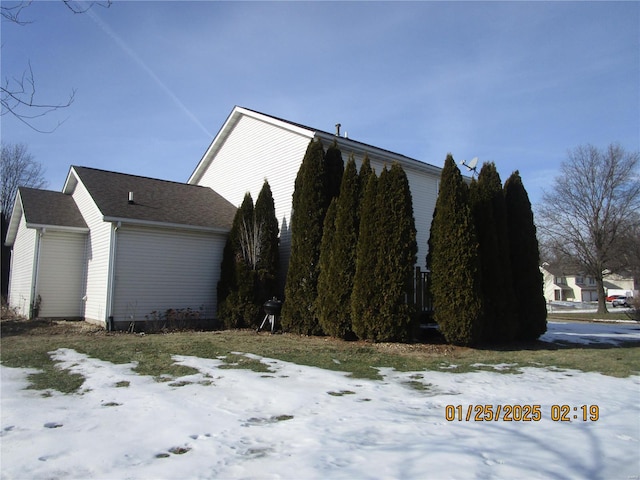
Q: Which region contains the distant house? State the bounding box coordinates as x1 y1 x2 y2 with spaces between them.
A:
541 264 599 302
5 166 236 328
541 263 639 303
602 272 639 297
188 106 445 280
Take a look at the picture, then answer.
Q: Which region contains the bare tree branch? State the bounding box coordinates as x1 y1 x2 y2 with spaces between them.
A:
1 0 110 132
63 0 112 15
537 143 640 313
1 142 48 221
1 1 33 25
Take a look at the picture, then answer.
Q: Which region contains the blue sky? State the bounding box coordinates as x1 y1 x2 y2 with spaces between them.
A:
2 1 638 205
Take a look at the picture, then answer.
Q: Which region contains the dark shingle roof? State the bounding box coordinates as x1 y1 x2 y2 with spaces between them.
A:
19 187 88 229
72 166 236 230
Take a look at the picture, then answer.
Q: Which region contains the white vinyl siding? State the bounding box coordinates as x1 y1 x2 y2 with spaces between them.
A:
36 231 87 318
69 173 112 324
111 226 225 323
195 113 312 281
7 214 36 317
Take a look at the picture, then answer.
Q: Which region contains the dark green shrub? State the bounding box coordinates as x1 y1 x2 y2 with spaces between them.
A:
470 162 517 343
281 139 330 335
316 157 360 339
504 171 547 340
428 155 483 346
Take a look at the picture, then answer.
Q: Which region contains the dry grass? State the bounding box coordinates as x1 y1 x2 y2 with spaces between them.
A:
1 318 639 394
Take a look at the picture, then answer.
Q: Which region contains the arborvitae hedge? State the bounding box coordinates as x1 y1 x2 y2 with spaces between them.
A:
429 155 484 346
218 193 260 328
316 157 360 339
351 172 379 340
324 141 345 205
371 162 417 342
504 171 547 340
254 180 280 303
470 162 517 344
351 163 417 342
281 139 329 335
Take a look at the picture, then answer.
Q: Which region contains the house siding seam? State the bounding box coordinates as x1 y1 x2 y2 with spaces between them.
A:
111 225 225 324
7 214 37 317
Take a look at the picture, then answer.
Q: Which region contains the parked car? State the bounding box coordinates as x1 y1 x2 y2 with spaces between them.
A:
606 294 622 302
612 297 633 307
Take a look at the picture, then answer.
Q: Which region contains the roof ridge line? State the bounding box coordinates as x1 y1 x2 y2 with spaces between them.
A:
71 165 208 188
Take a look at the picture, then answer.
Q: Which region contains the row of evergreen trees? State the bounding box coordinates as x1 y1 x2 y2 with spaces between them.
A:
281 139 417 342
428 155 547 346
217 141 546 346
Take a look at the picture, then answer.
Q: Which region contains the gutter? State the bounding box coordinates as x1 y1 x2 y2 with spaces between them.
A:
105 221 120 329
102 216 230 234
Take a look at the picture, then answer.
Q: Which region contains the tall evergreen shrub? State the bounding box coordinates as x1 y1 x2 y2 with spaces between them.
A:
316 157 360 339
504 171 547 340
254 180 280 303
281 139 329 335
429 155 484 345
351 172 379 340
217 193 260 328
325 141 345 204
470 162 517 343
370 162 417 342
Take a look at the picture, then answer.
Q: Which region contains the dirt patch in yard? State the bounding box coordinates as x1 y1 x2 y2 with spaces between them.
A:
0 318 105 337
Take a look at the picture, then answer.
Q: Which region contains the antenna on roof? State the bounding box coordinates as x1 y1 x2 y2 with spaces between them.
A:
460 157 479 177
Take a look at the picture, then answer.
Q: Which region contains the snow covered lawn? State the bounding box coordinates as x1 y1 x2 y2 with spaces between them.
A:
1 321 639 479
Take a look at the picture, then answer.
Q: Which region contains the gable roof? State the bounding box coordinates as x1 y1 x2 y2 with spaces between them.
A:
20 187 88 229
189 105 443 184
66 166 236 232
5 187 88 246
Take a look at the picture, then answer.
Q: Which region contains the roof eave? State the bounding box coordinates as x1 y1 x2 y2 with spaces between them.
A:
103 216 230 234
314 131 443 176
4 194 24 247
25 223 90 234
188 106 314 185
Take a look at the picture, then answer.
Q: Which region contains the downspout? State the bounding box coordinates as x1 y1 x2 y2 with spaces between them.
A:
31 228 44 319
105 222 120 330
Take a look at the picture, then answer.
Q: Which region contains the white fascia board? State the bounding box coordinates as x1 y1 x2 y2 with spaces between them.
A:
236 107 314 137
103 216 230 234
314 131 443 177
4 195 24 247
25 224 90 234
188 106 314 185
62 167 79 194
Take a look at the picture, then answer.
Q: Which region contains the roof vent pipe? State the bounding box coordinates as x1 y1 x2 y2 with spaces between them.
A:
128 192 134 204
335 123 341 136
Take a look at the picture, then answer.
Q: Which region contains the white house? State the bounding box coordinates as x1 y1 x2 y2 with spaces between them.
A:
6 166 236 329
189 106 444 278
541 264 639 304
6 106 446 329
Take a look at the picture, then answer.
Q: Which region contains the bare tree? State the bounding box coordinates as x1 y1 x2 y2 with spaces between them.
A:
1 142 47 220
1 1 111 132
537 143 640 313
